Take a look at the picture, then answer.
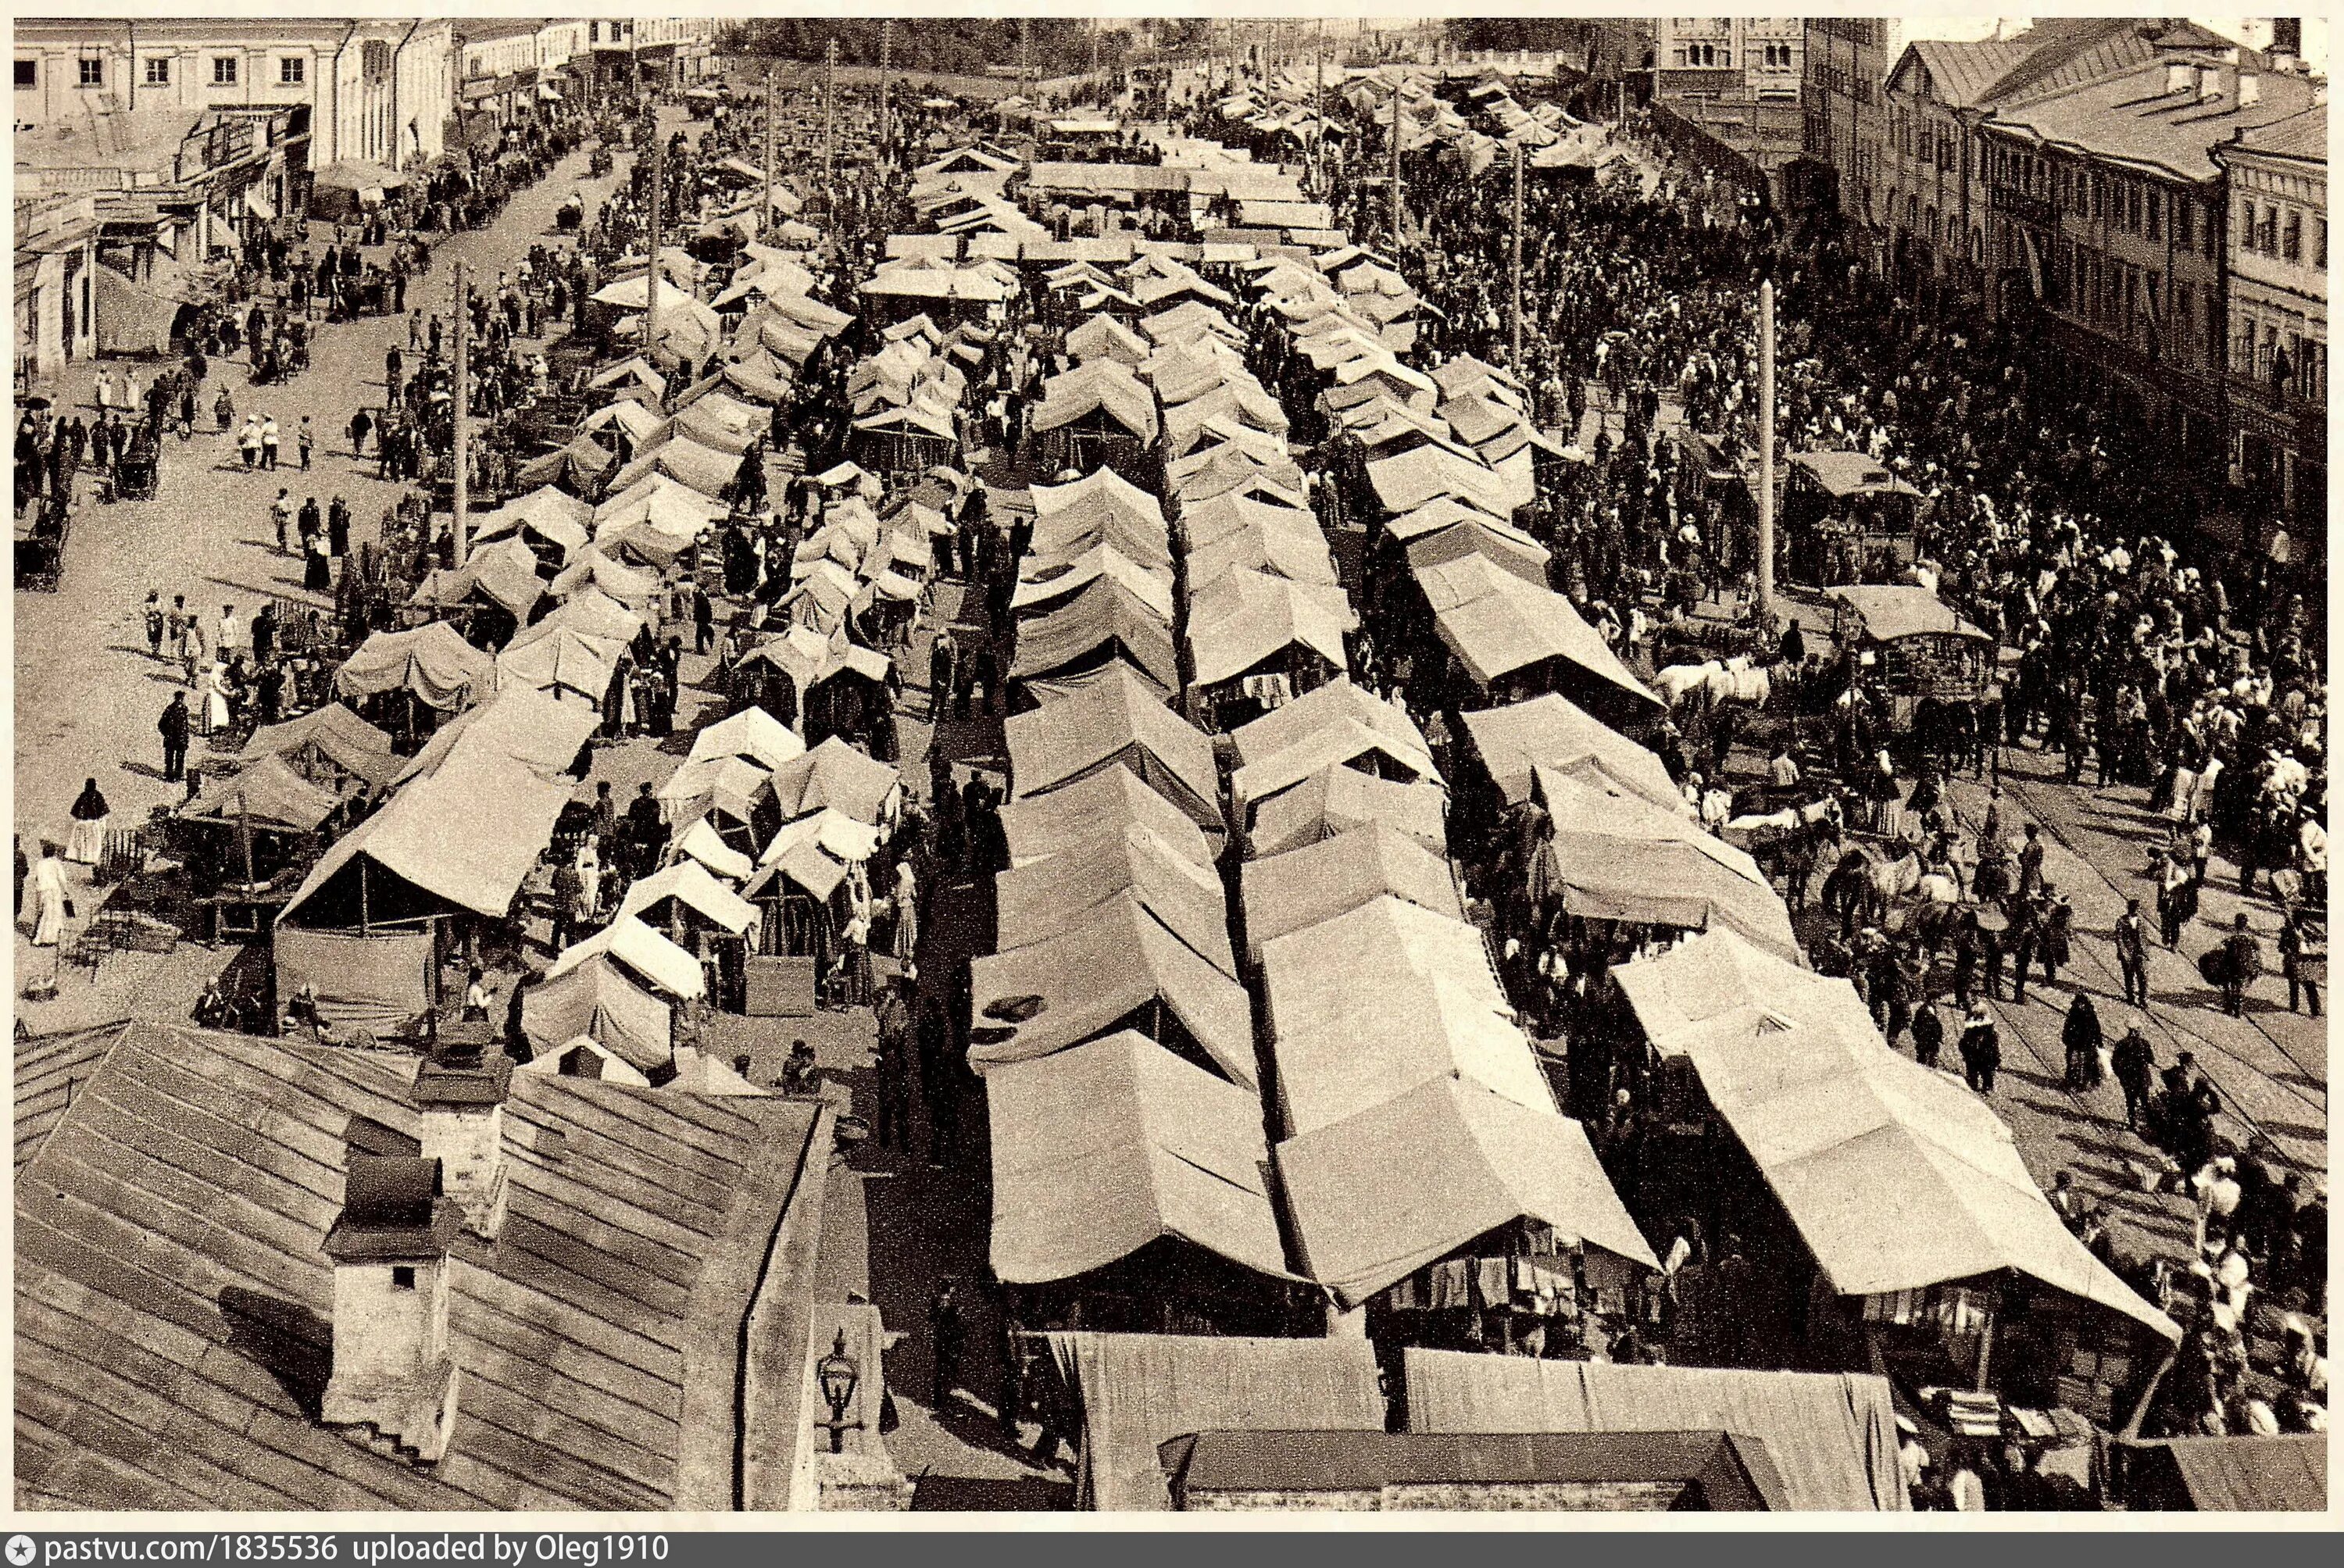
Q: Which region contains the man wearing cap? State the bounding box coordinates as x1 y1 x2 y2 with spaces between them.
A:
1958 1003 2000 1095
2114 896 2150 1007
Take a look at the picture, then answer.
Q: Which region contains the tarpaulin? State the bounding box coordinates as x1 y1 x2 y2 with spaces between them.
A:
273 927 434 1034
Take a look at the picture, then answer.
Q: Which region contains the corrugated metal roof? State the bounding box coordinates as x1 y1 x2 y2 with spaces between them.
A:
15 1023 822 1512
1988 58 2320 183
2228 105 2326 163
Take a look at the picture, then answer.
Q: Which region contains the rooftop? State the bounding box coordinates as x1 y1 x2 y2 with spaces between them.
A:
15 1023 827 1512
1987 55 2319 183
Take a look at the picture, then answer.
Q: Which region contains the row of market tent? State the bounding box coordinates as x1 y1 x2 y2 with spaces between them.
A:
920 96 2181 1432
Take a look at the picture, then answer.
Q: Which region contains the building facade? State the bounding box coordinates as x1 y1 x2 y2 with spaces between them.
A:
584 17 718 96
1654 17 1803 101
1979 52 2318 479
13 18 456 171
2214 106 2327 555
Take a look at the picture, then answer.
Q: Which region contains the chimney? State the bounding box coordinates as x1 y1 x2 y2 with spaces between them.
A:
320 1155 463 1464
2199 65 2224 101
2167 62 2196 95
2272 18 2303 64
414 1037 513 1240
2238 72 2261 107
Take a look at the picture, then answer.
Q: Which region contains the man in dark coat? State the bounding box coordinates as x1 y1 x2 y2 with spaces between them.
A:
159 691 191 783
1958 1003 2000 1095
2060 991 2103 1091
2111 1027 2156 1129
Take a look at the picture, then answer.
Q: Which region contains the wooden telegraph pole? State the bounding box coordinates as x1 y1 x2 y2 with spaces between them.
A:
823 38 838 196
1388 75 1402 247
1510 139 1525 370
1757 277 1778 618
1313 18 1326 196
880 18 895 163
762 63 777 242
645 125 663 369
451 261 470 566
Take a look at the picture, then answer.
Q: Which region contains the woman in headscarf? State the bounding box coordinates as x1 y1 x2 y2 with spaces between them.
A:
203 658 235 734
64 779 111 866
2061 990 2104 1091
21 838 70 947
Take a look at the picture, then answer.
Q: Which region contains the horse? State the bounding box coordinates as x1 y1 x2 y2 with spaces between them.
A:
1822 838 1922 936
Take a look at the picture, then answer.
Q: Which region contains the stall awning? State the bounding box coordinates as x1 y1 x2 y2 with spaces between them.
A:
243 186 277 221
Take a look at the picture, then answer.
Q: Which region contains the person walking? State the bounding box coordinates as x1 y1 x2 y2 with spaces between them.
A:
2061 991 2104 1091
270 488 295 553
1958 1002 2000 1095
1910 995 1945 1069
159 691 191 783
2217 913 2263 1018
2112 1026 2156 1130
2279 907 2323 1017
297 415 314 470
22 839 71 948
143 591 166 659
259 414 280 470
2115 896 2151 1007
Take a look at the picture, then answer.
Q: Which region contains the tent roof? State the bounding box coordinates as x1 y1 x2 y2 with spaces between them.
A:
1004 664 1223 836
687 705 808 773
1270 967 1556 1139
1826 584 1994 643
1030 465 1163 524
1611 929 1876 1059
2122 1437 2328 1513
1241 822 1463 964
334 621 495 712
1013 542 1175 623
1231 717 1443 815
1459 694 1687 816
1686 1022 2178 1338
520 956 672 1073
1277 1076 1658 1309
1185 571 1355 691
180 754 342 834
1009 577 1179 696
1260 895 1506 1041
239 702 398 783
1535 770 1796 959
391 687 599 788
1231 677 1430 772
987 1032 1290 1286
617 860 760 937
1402 1352 1909 1513
1790 449 1923 499
280 748 572 923
1247 765 1450 859
1416 557 1660 709
548 916 707 1002
995 825 1235 974
1042 1332 1385 1512
997 763 1217 873
968 894 1257 1090
766 738 900 827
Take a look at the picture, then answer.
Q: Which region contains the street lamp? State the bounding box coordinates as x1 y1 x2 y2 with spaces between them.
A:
814 1330 863 1454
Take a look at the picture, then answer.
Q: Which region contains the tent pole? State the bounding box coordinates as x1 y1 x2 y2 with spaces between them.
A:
452 259 470 567
647 123 663 376
762 64 777 245
237 790 255 890
1388 77 1402 247
1757 277 1777 620
1510 139 1525 370
359 859 371 936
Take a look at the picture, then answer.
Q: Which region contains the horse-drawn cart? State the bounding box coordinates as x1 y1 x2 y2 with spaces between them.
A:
1828 584 1997 770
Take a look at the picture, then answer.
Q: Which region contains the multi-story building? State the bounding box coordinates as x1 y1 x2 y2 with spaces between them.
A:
456 20 543 127
13 18 456 173
13 193 101 380
1978 49 2318 473
584 17 718 97
2214 105 2327 555
1654 17 1803 102
1879 18 2197 311
1799 18 2005 244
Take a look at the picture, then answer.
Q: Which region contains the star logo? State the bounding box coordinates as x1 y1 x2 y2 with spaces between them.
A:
6 1536 38 1566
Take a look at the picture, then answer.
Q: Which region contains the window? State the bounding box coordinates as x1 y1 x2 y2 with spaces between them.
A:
2176 198 2193 248
280 56 304 86
2319 219 2329 270
391 1266 416 1290
2146 188 2161 241
77 59 102 88
212 55 238 86
2283 209 2302 263
13 59 34 89
2260 205 2279 255
588 21 599 44
145 56 169 86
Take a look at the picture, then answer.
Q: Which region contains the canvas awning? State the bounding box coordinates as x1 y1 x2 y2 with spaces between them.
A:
1010 578 1179 697
520 956 672 1073
968 894 1256 1089
617 860 759 937
988 1032 1292 1286
1240 822 1461 965
1686 1020 2178 1339
995 824 1234 973
547 915 707 1002
1402 1351 1908 1513
997 763 1217 874
1277 1075 1658 1309
334 621 495 712
239 702 397 785
180 755 341 834
1247 766 1449 859
1004 663 1223 839
1531 769 1792 956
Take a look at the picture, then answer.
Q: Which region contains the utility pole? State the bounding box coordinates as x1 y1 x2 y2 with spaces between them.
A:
762 63 777 243
823 38 838 196
1388 77 1402 248
1757 277 1777 620
1313 18 1326 196
879 18 894 164
1510 139 1525 370
645 127 663 370
1020 16 1034 101
452 261 470 567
